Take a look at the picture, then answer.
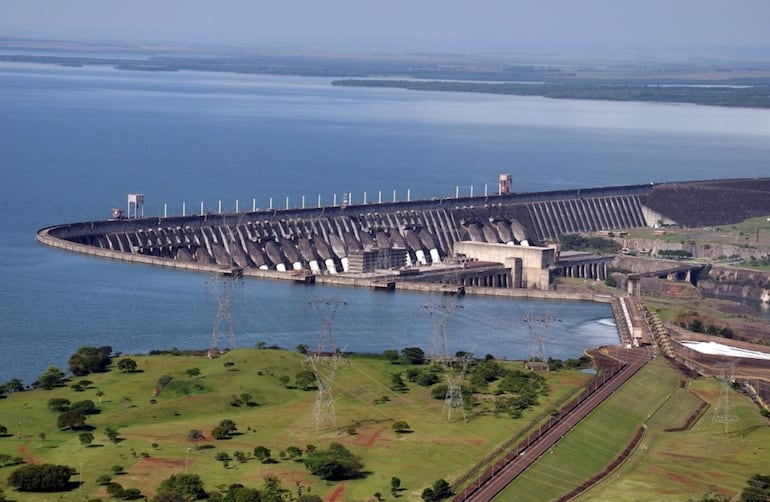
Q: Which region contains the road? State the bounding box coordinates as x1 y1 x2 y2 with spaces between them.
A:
455 346 653 502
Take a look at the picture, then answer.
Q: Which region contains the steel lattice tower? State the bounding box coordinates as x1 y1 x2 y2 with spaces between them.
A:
521 309 556 365
206 271 241 355
712 361 739 433
305 298 346 432
422 294 468 422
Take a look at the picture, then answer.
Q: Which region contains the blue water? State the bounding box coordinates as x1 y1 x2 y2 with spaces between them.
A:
2 62 770 385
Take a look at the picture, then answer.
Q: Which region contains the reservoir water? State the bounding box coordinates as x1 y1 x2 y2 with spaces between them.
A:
2 62 770 385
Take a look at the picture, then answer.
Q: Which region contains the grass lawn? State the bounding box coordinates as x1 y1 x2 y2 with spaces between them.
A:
495 357 770 501
0 348 591 501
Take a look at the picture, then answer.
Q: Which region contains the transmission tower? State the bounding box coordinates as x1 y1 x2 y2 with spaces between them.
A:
521 309 556 369
712 361 739 433
422 294 469 422
206 270 241 356
305 298 346 432
444 354 471 423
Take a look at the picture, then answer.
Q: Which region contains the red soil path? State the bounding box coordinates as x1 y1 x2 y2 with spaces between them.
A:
327 483 346 502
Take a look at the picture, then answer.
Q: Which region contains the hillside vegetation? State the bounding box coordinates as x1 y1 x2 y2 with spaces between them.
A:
0 347 592 501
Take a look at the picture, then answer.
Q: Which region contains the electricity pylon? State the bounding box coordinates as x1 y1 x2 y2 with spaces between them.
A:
712 361 739 433
305 298 346 432
422 294 469 422
206 271 241 355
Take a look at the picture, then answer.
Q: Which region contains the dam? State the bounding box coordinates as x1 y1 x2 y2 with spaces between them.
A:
37 177 770 290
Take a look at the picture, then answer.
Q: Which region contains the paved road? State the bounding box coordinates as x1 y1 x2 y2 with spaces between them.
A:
455 346 653 502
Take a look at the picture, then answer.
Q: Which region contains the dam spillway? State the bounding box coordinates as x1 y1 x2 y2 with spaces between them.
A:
37 178 770 284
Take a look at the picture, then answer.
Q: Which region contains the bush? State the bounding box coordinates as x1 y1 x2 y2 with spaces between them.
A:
8 464 76 492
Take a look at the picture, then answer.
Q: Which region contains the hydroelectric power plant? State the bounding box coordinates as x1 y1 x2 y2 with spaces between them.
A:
37 177 770 293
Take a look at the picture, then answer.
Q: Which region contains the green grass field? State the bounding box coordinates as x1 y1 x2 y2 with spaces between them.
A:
0 349 592 501
496 357 770 501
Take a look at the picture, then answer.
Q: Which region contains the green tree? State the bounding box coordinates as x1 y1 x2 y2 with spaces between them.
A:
421 479 452 501
303 442 363 481
2 378 24 393
401 347 425 365
212 419 237 440
69 399 98 415
78 432 94 447
68 346 112 376
384 349 400 363
739 474 770 501
295 370 317 390
392 420 411 433
286 445 303 460
391 476 402 495
8 464 76 492
105 426 121 443
186 367 201 378
215 452 232 468
37 366 65 390
47 398 71 412
390 372 408 392
117 358 138 373
156 473 206 500
57 410 86 430
253 446 272 464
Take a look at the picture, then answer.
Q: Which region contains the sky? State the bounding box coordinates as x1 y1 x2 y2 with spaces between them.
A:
2 0 770 54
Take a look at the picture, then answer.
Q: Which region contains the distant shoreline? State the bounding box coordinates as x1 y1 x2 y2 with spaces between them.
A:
2 52 770 109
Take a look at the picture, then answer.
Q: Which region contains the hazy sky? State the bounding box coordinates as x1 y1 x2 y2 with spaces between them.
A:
2 0 769 53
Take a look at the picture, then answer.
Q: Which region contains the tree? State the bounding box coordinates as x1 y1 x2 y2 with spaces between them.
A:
295 370 317 390
401 347 425 365
212 419 237 440
186 367 201 378
392 421 411 434
253 446 272 464
57 410 86 430
286 445 303 460
68 346 112 376
156 473 206 501
2 378 24 393
391 476 402 495
48 398 71 412
384 349 400 363
117 358 138 373
215 451 232 468
303 442 363 481
739 474 770 501
105 426 121 443
8 463 76 492
37 366 65 390
95 389 105 404
278 375 291 387
78 432 94 447
69 399 98 415
421 479 452 501
188 429 205 445
390 373 408 392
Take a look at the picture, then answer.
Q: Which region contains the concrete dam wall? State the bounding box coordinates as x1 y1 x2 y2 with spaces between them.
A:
39 184 654 274
37 178 770 277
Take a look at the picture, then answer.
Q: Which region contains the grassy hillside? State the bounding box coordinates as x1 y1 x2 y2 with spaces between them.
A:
0 348 592 501
497 357 770 501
